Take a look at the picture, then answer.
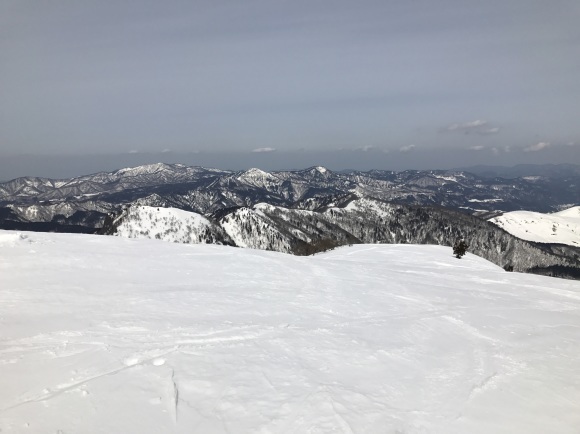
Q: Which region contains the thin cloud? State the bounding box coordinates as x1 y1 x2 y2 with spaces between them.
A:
251 147 277 153
445 120 500 135
524 142 551 152
399 144 416 153
128 149 139 154
478 127 500 135
355 145 376 152
469 145 485 151
491 147 500 156
447 120 487 131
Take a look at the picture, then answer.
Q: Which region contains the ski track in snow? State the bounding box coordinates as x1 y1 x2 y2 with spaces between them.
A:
1 230 580 433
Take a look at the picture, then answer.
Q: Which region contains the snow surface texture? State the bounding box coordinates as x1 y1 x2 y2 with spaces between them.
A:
489 206 580 246
1 231 580 433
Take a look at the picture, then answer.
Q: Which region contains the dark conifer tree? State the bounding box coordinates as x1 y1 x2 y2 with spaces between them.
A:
453 238 468 259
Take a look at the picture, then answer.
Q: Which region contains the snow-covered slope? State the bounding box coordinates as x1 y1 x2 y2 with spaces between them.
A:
2 230 580 433
219 206 298 252
489 206 580 246
113 205 233 245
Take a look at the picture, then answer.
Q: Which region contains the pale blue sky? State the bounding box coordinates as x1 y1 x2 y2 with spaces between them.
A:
1 0 579 178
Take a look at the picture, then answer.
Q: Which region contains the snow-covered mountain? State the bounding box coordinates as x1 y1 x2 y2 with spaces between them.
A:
112 206 233 246
2 230 580 433
2 163 579 230
219 205 300 252
106 197 580 279
489 206 580 247
0 163 227 203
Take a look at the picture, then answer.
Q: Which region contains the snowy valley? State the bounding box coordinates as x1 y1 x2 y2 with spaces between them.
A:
1 230 580 433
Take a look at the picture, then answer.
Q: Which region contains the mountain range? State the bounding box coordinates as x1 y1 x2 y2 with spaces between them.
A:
1 162 578 226
2 162 579 279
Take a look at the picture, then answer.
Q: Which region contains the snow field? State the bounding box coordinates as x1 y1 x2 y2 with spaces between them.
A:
1 230 580 433
489 206 580 246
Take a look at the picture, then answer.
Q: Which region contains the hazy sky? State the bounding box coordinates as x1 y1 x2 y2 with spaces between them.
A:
1 0 579 178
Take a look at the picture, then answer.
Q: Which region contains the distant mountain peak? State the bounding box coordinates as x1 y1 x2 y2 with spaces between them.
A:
115 162 175 175
241 167 270 176
236 168 280 184
300 165 331 175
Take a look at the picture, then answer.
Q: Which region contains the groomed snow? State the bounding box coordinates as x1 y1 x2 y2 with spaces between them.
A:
489 206 580 246
1 231 580 433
